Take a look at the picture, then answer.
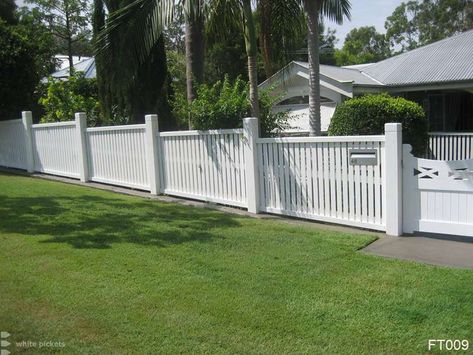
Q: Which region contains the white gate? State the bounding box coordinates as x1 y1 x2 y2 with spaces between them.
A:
403 145 473 237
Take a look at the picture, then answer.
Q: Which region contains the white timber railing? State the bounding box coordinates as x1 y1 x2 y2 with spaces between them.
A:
86 123 149 190
256 135 386 231
426 132 473 160
32 120 81 179
0 116 28 170
0 112 408 236
159 128 247 207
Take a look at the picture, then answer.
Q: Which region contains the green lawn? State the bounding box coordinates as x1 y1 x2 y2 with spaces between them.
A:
0 172 472 354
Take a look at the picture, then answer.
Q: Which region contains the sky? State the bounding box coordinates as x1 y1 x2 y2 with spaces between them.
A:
15 0 405 48
327 0 405 47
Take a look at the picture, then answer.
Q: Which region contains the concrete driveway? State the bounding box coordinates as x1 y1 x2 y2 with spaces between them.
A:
363 235 473 269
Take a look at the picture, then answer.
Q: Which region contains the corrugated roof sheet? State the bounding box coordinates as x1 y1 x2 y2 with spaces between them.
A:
294 61 382 86
51 57 96 79
362 29 473 86
293 30 473 87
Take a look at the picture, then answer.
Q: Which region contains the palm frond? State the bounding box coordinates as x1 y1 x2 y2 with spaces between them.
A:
320 0 351 24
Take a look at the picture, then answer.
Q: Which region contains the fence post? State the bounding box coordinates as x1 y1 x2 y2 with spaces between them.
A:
75 112 89 182
21 111 35 173
385 123 403 236
145 114 161 195
243 117 260 213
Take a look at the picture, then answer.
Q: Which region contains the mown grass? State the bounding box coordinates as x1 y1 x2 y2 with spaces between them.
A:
0 172 472 354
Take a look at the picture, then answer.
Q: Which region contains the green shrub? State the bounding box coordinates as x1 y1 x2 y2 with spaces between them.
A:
38 72 101 126
172 76 288 137
0 20 37 120
328 94 429 155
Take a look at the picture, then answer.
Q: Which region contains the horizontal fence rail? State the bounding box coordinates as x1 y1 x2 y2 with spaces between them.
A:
32 122 80 178
426 132 473 160
159 129 247 207
257 136 386 230
0 119 27 170
86 125 150 190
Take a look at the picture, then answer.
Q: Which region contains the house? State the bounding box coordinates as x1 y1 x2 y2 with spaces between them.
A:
49 56 96 80
260 29 473 134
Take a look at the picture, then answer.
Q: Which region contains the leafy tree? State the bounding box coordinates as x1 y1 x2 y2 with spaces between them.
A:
16 7 58 79
385 0 473 53
384 1 419 52
335 26 391 66
26 0 92 73
0 0 17 24
205 22 247 84
0 20 37 120
302 0 351 136
172 76 288 137
38 72 101 125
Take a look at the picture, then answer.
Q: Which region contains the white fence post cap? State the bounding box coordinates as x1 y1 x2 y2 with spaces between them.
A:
385 123 402 132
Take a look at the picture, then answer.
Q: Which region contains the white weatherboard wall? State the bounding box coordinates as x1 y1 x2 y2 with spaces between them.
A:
0 119 27 170
257 136 386 231
159 129 247 207
32 121 80 178
86 125 150 190
427 132 473 160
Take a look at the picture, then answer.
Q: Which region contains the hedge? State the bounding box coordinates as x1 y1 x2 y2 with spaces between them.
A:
328 94 429 155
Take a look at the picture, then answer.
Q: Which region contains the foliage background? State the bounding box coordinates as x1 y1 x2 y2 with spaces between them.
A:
328 94 429 155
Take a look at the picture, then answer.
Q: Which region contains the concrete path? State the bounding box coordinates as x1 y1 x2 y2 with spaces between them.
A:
363 235 473 269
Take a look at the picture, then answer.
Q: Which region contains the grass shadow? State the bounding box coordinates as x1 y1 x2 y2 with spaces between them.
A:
0 192 241 249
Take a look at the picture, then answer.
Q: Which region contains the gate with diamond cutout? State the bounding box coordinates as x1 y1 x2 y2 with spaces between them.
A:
403 144 473 237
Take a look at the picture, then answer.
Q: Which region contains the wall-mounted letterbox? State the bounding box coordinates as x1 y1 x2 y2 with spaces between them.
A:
349 149 378 166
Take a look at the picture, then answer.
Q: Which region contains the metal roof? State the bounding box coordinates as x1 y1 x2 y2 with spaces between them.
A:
361 29 473 86
50 57 96 79
291 30 473 88
293 61 382 86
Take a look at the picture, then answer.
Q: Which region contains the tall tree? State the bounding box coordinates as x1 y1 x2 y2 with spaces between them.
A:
100 0 266 123
94 0 173 126
26 0 91 74
335 26 391 66
0 0 17 24
0 21 37 120
184 0 205 112
302 0 351 136
257 0 305 77
242 0 259 118
384 1 419 52
385 0 473 53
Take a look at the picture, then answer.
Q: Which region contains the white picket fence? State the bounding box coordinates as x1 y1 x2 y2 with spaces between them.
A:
32 121 81 179
0 112 405 236
426 132 473 160
86 125 150 190
159 129 247 207
257 136 386 230
404 145 473 237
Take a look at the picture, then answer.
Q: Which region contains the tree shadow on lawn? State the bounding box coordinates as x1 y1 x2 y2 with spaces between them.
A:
0 193 241 249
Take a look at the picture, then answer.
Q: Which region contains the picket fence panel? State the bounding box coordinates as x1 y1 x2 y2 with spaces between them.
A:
0 119 27 170
32 122 80 178
403 145 473 237
159 129 247 207
257 136 386 230
86 125 150 190
427 132 473 160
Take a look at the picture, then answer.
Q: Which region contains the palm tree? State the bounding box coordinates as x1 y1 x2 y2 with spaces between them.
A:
98 0 263 122
258 0 305 78
302 0 350 136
